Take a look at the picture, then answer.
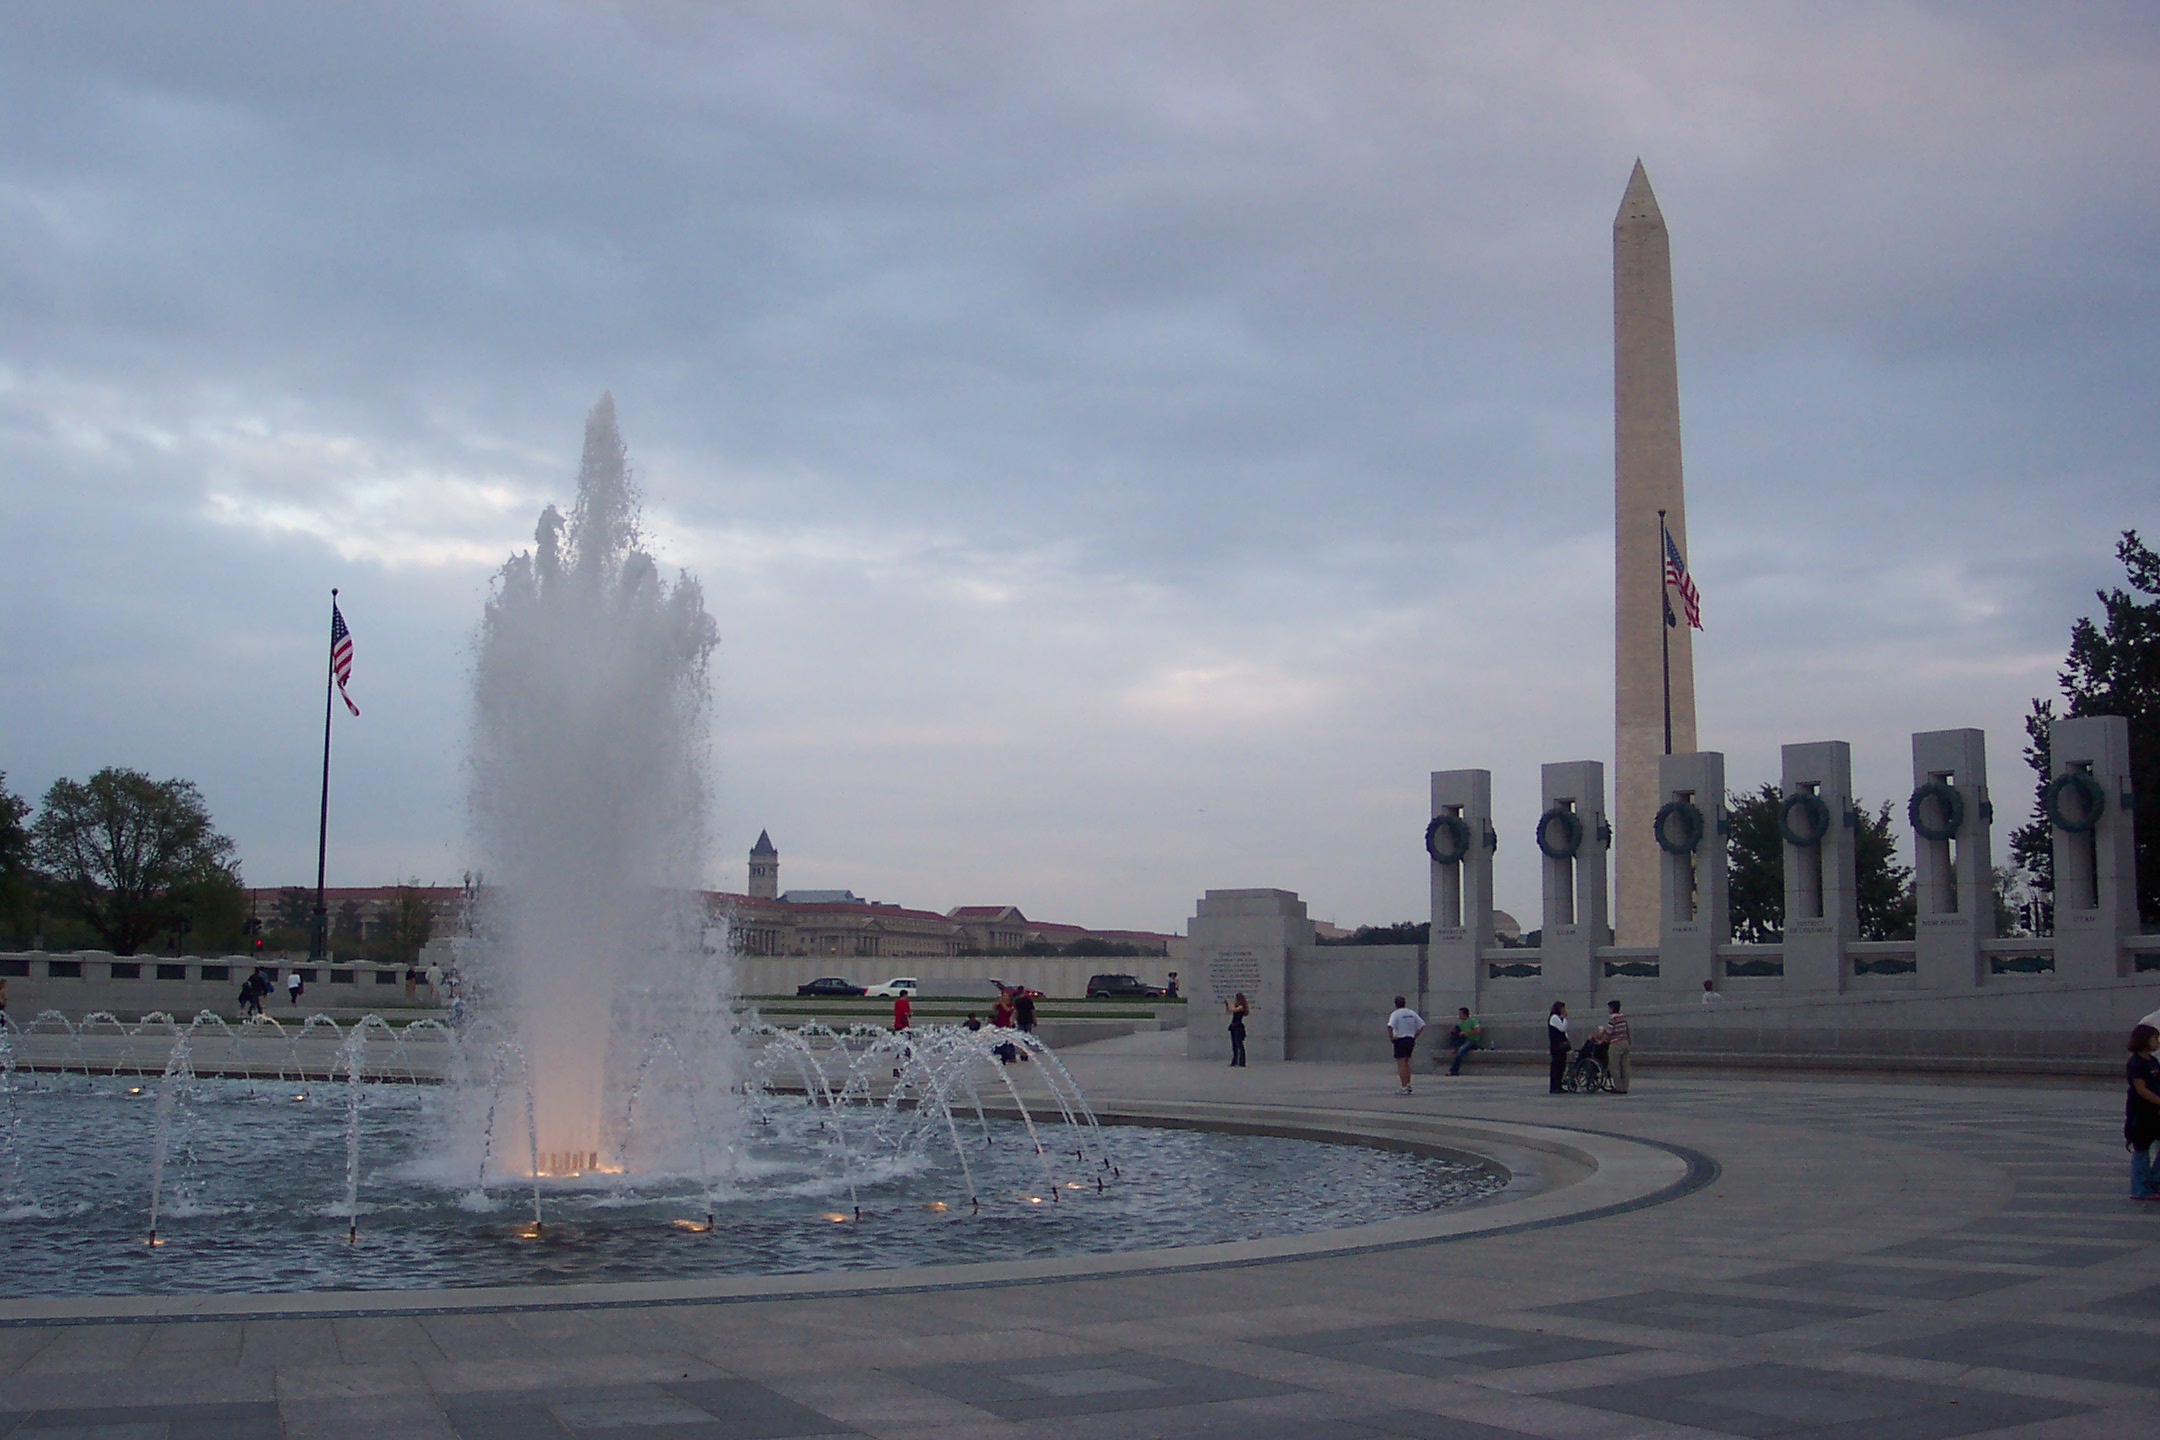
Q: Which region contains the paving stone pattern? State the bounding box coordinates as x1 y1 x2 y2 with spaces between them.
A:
2 1035 2155 1437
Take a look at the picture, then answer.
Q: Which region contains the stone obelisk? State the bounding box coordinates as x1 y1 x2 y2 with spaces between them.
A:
1613 159 1696 946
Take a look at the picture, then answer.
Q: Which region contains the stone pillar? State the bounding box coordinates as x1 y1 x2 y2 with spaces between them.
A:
1538 761 1609 1005
1911 728 1993 991
2050 715 2137 984
1656 751 1727 998
1183 889 1311 1064
1781 741 1857 993
1427 768 1495 1016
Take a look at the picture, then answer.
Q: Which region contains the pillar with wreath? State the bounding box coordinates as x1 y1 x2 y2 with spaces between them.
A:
2048 714 2138 984
1653 750 1728 999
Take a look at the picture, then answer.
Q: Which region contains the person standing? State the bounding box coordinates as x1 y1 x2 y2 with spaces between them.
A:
1225 992 1250 1068
1386 996 1425 1095
1546 1002 1570 1093
1700 979 1721 1007
891 991 912 1079
1446 1007 1483 1076
1165 972 1179 998
1604 999 1633 1094
425 961 444 1003
991 989 1018 1063
2127 1024 2160 1200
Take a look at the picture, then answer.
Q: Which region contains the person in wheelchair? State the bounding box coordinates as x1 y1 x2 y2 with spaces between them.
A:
1563 1025 1612 1091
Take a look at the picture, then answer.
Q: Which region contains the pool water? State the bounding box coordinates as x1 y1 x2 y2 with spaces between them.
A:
0 1076 1504 1298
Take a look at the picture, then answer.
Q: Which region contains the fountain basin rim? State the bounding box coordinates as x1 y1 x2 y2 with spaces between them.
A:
0 1103 1714 1328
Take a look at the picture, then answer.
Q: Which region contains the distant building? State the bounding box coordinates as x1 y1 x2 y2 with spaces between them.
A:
717 835 1181 960
747 830 779 900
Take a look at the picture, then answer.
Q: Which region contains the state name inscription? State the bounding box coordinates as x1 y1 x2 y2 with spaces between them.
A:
1207 950 1264 1004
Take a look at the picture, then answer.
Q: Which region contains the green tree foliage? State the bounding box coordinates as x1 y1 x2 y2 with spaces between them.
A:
385 881 437 963
2014 531 2159 925
29 768 241 956
1727 783 1784 943
1853 800 1916 941
0 772 34 945
1726 785 1915 942
1314 921 1430 947
2008 699 2055 931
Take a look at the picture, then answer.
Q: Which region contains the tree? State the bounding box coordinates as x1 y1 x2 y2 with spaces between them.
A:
2008 700 2055 932
1727 783 1785 943
1853 800 1916 941
0 772 33 945
2015 530 2159 925
1726 785 1915 943
385 881 437 963
29 768 241 956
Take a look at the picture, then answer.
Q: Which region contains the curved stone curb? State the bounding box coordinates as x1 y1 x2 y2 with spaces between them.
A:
0 1103 1716 1328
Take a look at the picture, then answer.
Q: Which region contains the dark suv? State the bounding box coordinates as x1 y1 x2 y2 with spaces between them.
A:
1085 973 1166 999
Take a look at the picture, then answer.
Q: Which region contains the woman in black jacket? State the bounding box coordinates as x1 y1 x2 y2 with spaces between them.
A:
1547 1001 1570 1094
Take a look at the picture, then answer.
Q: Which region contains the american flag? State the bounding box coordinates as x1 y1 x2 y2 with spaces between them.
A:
331 601 360 716
1663 527 1702 630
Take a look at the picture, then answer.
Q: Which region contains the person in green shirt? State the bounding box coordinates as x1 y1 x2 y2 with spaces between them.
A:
1447 1007 1484 1076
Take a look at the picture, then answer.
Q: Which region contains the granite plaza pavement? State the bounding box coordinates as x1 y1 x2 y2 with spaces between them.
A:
1 1028 2155 1439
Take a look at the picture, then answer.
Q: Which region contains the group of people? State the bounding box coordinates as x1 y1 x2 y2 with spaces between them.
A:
237 966 299 1015
911 983 1041 1066
1214 990 1634 1098
1546 999 1632 1094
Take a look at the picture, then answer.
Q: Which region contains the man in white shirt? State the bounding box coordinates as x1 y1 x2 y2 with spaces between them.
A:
1386 996 1426 1095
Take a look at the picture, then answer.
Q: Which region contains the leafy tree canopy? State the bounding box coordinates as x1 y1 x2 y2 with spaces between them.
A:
2013 530 2158 925
29 767 241 956
1726 784 1914 943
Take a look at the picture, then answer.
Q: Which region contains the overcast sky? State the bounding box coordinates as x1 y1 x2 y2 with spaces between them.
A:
3 2 2155 935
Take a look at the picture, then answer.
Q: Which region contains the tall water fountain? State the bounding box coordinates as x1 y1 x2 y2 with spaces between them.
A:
0 398 1505 1296
467 394 722 1177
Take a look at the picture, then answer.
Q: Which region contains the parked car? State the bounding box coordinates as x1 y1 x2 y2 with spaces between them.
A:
862 976 920 998
1085 973 1166 999
795 977 866 998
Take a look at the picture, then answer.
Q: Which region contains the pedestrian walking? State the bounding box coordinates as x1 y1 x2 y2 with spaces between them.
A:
1225 992 1250 1068
1446 1007 1483 1076
287 971 304 1007
425 962 443 1002
1547 1002 1570 1094
1386 996 1425 1095
1604 999 1633 1093
2128 1024 2160 1201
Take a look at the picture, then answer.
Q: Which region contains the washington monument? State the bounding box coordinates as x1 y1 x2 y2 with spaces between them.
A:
1613 159 1696 946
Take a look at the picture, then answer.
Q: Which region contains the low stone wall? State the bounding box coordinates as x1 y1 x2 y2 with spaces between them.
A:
1259 937 2160 1077
1283 944 1422 1062
0 952 440 1021
732 955 1182 1000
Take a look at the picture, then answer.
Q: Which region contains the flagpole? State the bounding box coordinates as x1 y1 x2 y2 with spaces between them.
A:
312 588 337 964
1658 509 1676 759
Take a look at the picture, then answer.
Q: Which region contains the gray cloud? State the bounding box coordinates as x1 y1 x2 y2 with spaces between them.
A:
2 2 2155 930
